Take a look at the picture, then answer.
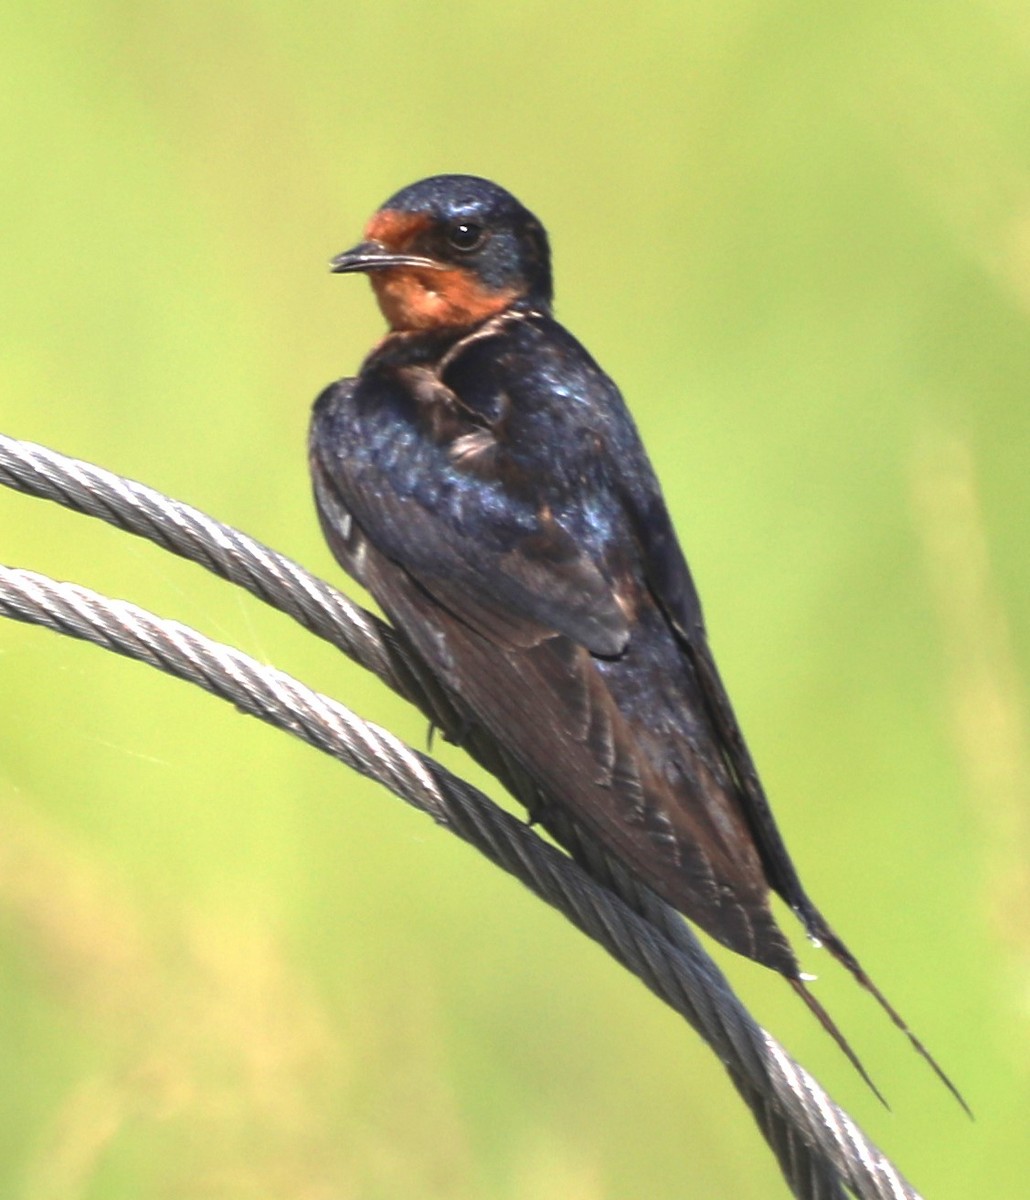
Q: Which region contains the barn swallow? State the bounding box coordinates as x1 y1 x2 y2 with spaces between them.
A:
310 174 964 1109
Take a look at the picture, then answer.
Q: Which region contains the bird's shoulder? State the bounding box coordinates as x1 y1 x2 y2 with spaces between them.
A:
309 319 633 657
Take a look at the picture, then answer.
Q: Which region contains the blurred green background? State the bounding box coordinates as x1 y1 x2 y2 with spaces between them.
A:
2 3 1028 1197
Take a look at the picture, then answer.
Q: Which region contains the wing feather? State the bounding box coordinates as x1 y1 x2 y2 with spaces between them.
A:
312 417 796 970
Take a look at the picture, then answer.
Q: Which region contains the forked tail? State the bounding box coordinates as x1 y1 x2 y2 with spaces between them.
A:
798 906 972 1116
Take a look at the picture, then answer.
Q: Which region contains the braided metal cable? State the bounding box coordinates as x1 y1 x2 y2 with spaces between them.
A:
0 432 414 694
0 433 924 1200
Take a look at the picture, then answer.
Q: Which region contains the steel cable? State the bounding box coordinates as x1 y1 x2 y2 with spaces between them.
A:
0 432 924 1199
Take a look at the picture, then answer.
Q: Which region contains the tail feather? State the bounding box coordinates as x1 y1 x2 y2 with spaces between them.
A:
800 909 972 1117
788 977 889 1108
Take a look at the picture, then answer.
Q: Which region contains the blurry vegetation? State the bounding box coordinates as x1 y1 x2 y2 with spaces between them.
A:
2 3 1028 1197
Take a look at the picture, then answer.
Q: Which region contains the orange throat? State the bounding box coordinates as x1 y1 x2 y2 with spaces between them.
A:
371 267 517 332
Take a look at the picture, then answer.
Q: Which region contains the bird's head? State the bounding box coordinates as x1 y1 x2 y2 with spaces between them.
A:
330 175 552 332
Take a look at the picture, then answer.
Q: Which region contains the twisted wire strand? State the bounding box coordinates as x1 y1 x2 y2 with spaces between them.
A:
0 433 924 1200
0 432 412 693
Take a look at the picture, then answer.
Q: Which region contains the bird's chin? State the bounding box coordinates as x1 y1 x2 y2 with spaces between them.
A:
368 268 435 331
371 268 516 333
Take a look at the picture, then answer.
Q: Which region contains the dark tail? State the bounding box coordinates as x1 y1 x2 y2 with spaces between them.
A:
789 977 889 1108
799 907 972 1117
682 637 971 1112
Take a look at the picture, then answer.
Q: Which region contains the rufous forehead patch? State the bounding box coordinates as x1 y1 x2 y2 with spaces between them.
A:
364 209 433 250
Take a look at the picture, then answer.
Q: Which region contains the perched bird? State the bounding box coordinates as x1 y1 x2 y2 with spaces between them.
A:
310 174 962 1107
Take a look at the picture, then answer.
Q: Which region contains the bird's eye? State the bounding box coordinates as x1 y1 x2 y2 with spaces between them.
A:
446 221 486 252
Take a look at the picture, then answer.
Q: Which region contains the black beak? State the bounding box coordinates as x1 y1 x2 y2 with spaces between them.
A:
330 240 441 274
